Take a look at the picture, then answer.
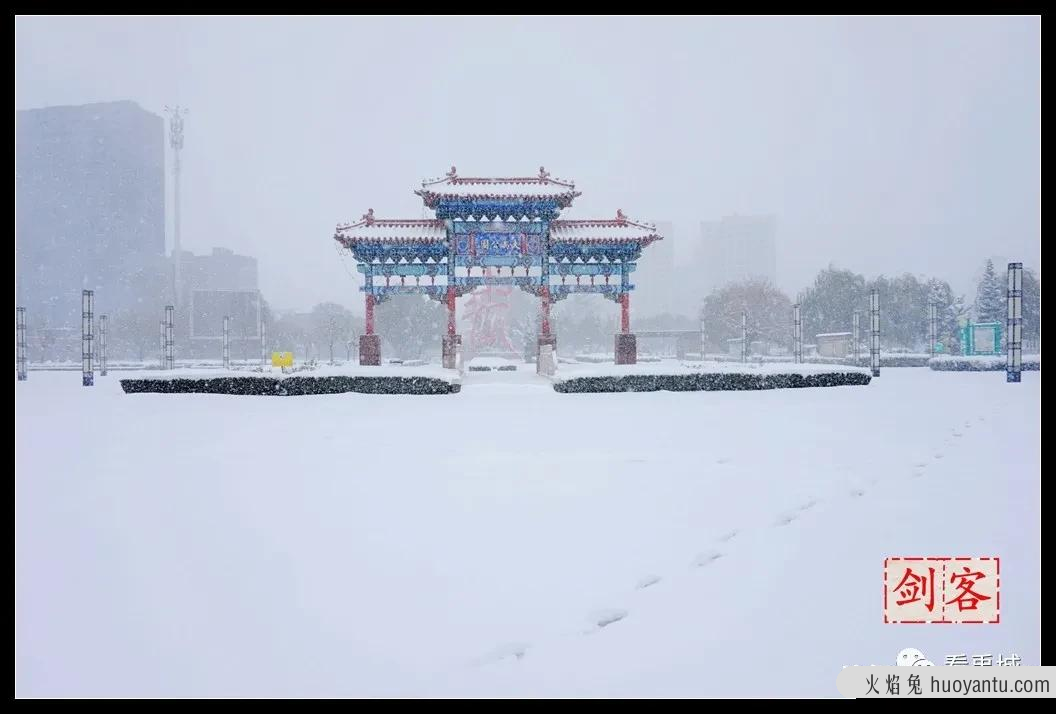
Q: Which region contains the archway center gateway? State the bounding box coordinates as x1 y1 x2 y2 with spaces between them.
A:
333 167 663 369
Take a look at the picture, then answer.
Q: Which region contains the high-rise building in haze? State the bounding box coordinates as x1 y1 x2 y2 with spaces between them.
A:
633 220 676 319
175 247 259 299
15 100 167 327
175 247 262 348
698 214 777 295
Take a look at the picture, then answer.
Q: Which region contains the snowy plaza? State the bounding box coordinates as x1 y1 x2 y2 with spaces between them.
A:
15 365 1040 696
15 15 1041 700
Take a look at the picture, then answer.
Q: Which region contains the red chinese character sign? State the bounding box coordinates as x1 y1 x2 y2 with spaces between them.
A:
463 268 516 355
884 557 999 624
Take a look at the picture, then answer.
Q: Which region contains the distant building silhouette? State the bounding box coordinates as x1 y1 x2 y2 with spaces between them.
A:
635 220 676 319
16 100 167 326
698 214 777 295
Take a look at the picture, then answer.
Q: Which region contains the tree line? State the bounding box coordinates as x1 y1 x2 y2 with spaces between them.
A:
19 259 1040 363
699 259 1040 354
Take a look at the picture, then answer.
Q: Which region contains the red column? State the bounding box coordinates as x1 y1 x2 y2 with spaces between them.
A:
620 293 630 333
447 286 456 336
366 294 375 335
541 287 552 336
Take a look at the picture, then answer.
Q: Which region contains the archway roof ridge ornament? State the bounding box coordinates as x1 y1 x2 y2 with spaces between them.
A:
418 166 578 191
551 209 658 231
336 214 445 228
336 215 445 231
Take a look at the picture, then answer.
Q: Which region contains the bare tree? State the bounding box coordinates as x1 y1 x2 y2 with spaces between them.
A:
310 302 361 364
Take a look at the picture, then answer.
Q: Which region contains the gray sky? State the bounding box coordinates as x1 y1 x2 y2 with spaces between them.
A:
15 15 1040 312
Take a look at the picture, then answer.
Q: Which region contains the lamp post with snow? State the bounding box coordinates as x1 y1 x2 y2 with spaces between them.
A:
869 289 880 377
1007 262 1023 383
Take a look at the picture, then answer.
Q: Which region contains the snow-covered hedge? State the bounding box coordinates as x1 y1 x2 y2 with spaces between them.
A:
122 376 280 395
928 355 1041 372
828 355 932 368
572 353 663 364
121 374 461 395
283 376 459 395
703 354 932 368
553 369 871 394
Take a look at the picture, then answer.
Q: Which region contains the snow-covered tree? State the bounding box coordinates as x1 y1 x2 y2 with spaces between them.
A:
310 302 360 364
974 259 1005 323
924 278 960 352
511 305 541 361
701 278 792 353
800 265 868 344
1022 268 1041 344
376 294 445 360
798 266 966 352
551 294 615 356
870 273 930 351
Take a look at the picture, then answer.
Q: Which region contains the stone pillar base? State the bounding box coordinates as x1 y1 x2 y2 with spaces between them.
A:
537 334 558 375
615 333 637 365
359 334 381 366
442 334 462 370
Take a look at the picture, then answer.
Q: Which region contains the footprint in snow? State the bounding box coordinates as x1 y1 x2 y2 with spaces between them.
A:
934 453 945 460
850 488 866 498
798 499 819 511
716 458 731 465
775 512 799 527
473 642 530 666
636 575 662 590
717 530 738 542
587 609 628 632
693 550 724 567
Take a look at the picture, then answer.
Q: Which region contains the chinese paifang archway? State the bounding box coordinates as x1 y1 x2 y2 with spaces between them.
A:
333 167 663 369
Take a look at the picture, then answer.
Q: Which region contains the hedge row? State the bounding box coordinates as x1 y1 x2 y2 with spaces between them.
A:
553 371 871 394
703 355 932 368
823 355 932 368
120 375 460 396
928 357 1041 372
573 355 663 364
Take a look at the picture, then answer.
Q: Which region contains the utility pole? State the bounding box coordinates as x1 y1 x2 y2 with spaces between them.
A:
164 106 186 308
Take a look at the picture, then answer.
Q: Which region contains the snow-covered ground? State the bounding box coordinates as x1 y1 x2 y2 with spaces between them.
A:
465 356 522 370
15 368 1041 697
